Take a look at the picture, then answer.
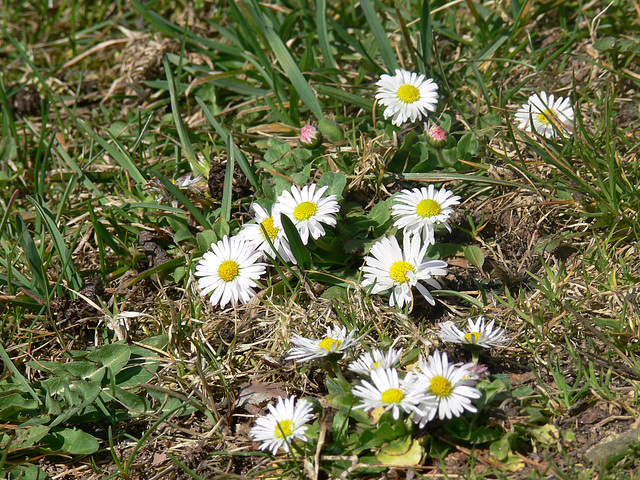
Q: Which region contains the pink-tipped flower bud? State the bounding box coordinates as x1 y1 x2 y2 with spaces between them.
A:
299 124 323 149
426 124 448 149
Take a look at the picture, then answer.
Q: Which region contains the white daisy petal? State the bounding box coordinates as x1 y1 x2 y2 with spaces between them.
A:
286 325 358 363
391 186 460 245
353 368 429 420
437 316 509 348
514 91 574 139
237 203 295 263
273 184 340 245
194 235 267 309
361 235 447 309
250 396 314 455
413 350 482 427
375 69 439 126
348 348 403 376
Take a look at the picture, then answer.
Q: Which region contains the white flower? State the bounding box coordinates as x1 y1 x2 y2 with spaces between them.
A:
361 235 448 308
515 91 574 139
286 324 358 363
145 173 202 208
391 186 461 245
273 184 340 245
437 316 509 348
348 348 403 376
352 368 430 420
194 235 267 309
413 350 482 427
375 69 439 126
237 204 294 263
250 396 314 455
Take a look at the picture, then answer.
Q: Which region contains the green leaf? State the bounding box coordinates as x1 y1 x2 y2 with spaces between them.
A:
318 171 347 198
464 245 485 270
280 214 312 271
376 436 423 466
42 427 100 455
264 26 323 120
87 343 131 377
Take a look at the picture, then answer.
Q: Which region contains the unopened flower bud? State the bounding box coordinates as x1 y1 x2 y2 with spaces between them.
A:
299 124 323 148
425 124 448 149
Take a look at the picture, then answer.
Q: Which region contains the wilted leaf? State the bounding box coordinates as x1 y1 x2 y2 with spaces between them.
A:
376 436 423 466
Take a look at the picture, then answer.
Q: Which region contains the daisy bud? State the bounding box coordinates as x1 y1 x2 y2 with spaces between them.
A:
318 117 344 142
425 124 448 149
299 124 323 149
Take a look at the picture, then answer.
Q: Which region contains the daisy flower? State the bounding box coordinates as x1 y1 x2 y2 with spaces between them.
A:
353 367 431 420
348 348 403 376
286 324 358 363
413 350 482 427
237 204 294 263
145 173 202 208
250 396 314 455
273 184 340 245
391 186 461 245
375 69 439 126
361 234 448 308
195 235 267 309
437 316 509 349
515 91 574 139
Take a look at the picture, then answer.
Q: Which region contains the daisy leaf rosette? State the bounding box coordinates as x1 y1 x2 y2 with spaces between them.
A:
352 367 431 421
438 316 509 348
273 184 340 245
361 234 448 308
392 186 461 245
250 396 314 455
348 348 403 376
237 203 294 263
375 69 439 126
515 91 574 139
413 350 482 427
286 325 358 362
195 235 267 309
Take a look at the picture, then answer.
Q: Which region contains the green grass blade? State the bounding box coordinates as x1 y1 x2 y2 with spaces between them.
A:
27 195 82 291
164 57 207 177
315 85 374 111
360 0 399 72
149 169 212 230
220 135 235 224
0 341 42 405
195 96 259 191
280 215 311 271
15 215 49 297
264 26 323 120
316 0 336 69
419 0 432 72
75 119 146 185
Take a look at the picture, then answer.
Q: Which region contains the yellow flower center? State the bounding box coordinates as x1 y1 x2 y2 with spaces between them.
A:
389 261 415 283
381 387 404 404
274 419 294 439
372 361 381 369
260 216 279 240
536 108 557 125
415 199 441 218
397 84 420 104
318 337 342 352
218 260 240 282
464 331 482 343
293 201 317 221
429 375 452 397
